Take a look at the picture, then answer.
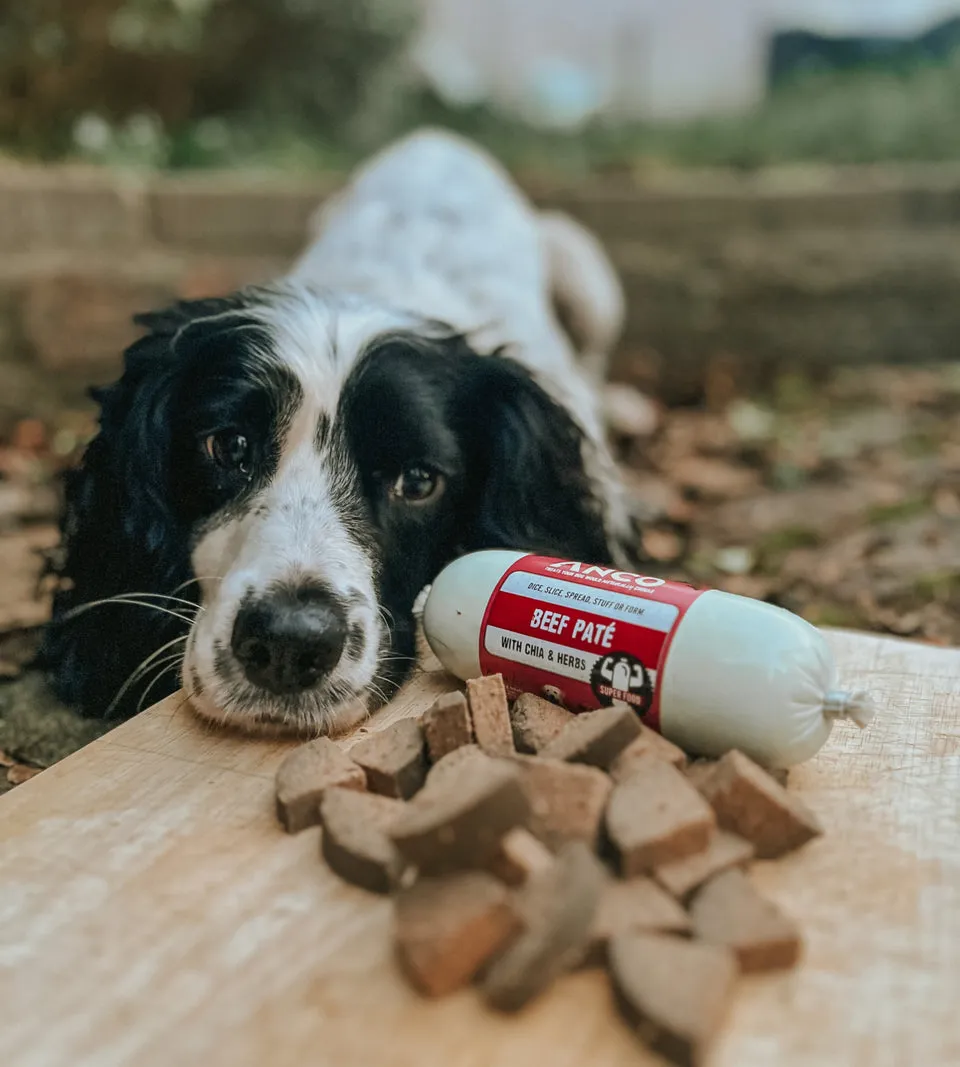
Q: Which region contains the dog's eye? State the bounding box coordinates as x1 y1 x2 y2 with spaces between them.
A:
390 465 443 504
204 431 252 475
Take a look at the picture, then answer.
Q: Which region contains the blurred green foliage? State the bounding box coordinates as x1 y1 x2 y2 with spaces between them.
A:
1 2 960 172
402 54 960 178
0 0 412 162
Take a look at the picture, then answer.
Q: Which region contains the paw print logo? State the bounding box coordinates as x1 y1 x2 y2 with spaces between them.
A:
539 684 566 706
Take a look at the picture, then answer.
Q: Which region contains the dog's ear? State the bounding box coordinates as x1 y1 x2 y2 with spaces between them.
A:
39 302 218 717
457 352 612 562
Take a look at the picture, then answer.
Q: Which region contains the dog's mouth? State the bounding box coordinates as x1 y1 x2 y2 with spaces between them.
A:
180 592 406 736
185 664 380 737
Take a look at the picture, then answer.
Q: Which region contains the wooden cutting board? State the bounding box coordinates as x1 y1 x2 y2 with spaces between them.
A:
0 630 957 1067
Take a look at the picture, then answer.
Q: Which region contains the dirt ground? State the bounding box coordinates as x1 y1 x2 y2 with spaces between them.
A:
1 362 958 790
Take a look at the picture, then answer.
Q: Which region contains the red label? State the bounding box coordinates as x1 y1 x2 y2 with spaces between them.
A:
478 555 703 730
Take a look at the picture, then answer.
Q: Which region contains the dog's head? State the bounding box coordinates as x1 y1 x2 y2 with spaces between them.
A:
43 284 611 733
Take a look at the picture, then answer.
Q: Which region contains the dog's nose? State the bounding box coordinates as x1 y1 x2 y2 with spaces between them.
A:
230 588 347 695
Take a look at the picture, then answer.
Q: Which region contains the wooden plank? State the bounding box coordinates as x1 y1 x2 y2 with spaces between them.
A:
0 632 958 1067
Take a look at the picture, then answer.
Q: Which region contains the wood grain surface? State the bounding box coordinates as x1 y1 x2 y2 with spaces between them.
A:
0 631 957 1067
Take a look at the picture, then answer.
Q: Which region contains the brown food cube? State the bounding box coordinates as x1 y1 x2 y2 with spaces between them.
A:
319 788 406 893
609 932 737 1067
541 706 642 769
275 738 366 833
416 744 479 798
654 831 755 902
610 725 688 781
349 718 427 800
481 841 604 1012
509 693 575 753
769 766 789 787
595 877 691 939
422 743 486 792
684 760 718 790
395 872 522 996
689 869 801 973
695 750 822 859
606 756 716 875
488 827 554 886
691 756 786 788
466 674 515 756
421 691 473 762
389 756 530 874
508 754 612 849
584 877 690 967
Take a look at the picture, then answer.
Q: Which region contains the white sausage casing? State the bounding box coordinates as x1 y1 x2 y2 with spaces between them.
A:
422 550 873 768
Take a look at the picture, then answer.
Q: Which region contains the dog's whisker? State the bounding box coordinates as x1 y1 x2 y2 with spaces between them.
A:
113 591 201 610
375 603 398 632
82 590 200 610
130 659 183 718
137 659 184 715
60 596 198 627
367 668 404 704
170 575 224 597
103 652 184 723
105 656 185 721
364 685 391 707
379 667 406 689
114 638 188 693
157 688 195 741
105 635 189 717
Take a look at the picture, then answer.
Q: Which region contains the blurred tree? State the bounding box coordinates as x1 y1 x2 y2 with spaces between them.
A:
0 0 412 158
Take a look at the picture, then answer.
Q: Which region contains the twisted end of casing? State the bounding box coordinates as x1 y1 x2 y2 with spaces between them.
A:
823 688 875 729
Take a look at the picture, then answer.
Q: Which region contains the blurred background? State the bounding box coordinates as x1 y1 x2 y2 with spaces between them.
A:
1 0 959 783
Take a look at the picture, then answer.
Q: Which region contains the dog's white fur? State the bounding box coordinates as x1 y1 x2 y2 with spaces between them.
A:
183 129 630 734
185 295 404 733
295 130 632 550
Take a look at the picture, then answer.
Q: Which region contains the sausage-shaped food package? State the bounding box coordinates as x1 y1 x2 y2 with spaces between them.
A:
422 551 874 768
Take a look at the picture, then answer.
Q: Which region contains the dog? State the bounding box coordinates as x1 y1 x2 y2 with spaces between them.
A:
41 129 640 735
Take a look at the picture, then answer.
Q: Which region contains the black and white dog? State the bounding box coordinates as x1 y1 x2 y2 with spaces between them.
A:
42 130 639 735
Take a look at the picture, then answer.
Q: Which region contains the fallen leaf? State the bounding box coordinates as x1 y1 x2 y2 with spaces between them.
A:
666 456 760 501
727 400 775 444
0 601 50 634
603 383 660 439
715 575 774 601
11 418 47 452
6 763 41 785
0 626 42 674
0 482 60 526
641 528 683 563
708 482 905 542
0 448 39 480
872 610 925 637
703 352 740 412
621 471 692 526
659 411 736 457
933 487 960 517
713 546 755 576
0 525 58 635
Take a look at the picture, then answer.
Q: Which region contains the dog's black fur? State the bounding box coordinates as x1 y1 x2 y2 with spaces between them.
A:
41 292 612 721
